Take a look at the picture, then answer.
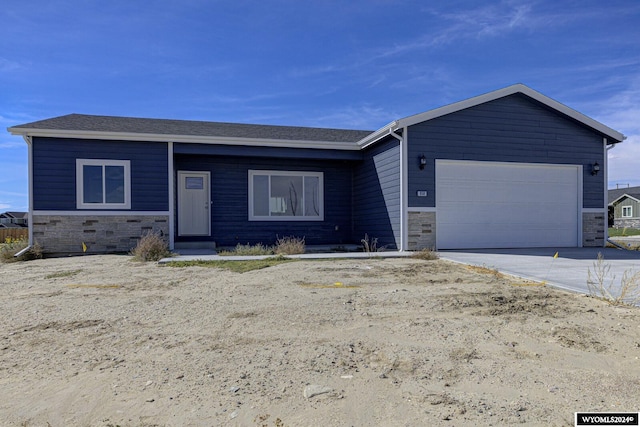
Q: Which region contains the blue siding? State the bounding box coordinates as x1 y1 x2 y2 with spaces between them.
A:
174 155 355 246
32 138 168 211
352 138 401 249
407 94 605 209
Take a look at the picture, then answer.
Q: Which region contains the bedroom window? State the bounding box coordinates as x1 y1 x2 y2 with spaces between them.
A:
249 170 323 221
622 206 632 218
76 159 131 209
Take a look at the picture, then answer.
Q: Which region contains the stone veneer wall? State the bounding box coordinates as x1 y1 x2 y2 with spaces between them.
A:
613 218 640 229
407 211 436 250
32 214 170 255
582 212 605 247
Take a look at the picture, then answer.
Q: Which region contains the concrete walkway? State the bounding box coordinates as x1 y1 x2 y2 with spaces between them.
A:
439 247 640 297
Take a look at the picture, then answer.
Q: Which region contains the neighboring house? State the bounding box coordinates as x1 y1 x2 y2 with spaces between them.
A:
0 211 28 228
608 186 640 229
7 84 626 255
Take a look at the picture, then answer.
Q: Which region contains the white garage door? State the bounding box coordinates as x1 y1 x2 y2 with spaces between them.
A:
436 160 580 249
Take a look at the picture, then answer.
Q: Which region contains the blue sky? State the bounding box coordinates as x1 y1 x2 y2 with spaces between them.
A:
2 0 639 212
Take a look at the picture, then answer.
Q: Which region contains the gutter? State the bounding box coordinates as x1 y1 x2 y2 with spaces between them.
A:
604 141 616 244
387 127 403 142
357 121 398 148
8 127 362 151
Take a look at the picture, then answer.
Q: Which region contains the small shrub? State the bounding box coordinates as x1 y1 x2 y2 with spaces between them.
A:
361 234 378 252
21 242 43 261
218 243 274 256
587 252 640 306
131 231 172 262
274 235 305 255
361 234 388 253
1 237 26 261
412 248 439 260
1 237 41 262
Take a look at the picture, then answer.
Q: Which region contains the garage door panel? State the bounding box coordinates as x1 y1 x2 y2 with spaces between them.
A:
437 225 576 248
438 181 575 203
440 202 572 225
436 160 579 249
438 224 578 248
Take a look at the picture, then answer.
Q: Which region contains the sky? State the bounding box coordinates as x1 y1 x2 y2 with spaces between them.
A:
1 0 639 212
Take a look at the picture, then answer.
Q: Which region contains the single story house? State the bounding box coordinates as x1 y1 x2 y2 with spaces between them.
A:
608 186 640 229
8 84 626 255
0 211 28 228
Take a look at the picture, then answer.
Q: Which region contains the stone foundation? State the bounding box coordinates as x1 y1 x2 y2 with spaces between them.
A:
612 218 640 229
582 212 605 247
408 211 436 250
32 214 169 255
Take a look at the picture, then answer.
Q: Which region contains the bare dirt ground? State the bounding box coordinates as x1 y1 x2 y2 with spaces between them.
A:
1 255 639 427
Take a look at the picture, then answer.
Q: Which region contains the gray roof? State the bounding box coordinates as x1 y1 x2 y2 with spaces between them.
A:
608 186 640 204
10 114 373 143
0 211 27 219
9 85 626 147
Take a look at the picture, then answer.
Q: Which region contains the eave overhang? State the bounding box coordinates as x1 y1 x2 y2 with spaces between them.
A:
7 127 362 151
609 194 640 206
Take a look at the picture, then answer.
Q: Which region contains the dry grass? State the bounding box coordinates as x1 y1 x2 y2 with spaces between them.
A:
411 248 439 260
361 234 381 252
274 235 305 255
164 257 293 273
218 243 273 256
587 252 640 306
130 231 172 262
0 237 42 262
466 264 505 278
219 236 306 256
45 269 83 279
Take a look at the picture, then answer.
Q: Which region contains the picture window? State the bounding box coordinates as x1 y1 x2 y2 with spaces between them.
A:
76 159 131 209
248 170 323 221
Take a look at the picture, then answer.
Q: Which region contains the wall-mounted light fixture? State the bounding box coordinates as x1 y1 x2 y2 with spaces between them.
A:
591 162 600 176
419 154 427 170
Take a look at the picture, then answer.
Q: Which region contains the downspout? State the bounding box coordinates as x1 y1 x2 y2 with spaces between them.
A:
388 128 405 251
605 139 617 247
168 141 175 250
14 135 33 258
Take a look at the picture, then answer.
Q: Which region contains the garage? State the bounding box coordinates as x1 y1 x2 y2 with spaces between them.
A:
436 160 580 249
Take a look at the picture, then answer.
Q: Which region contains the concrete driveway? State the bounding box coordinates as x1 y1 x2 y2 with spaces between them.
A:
439 247 640 299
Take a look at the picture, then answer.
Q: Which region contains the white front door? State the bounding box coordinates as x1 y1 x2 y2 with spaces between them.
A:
178 171 211 236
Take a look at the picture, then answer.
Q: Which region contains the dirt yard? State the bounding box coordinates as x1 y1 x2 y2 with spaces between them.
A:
1 255 639 426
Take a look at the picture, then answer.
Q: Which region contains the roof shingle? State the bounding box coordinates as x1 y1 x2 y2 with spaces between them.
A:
11 114 373 143
608 186 640 204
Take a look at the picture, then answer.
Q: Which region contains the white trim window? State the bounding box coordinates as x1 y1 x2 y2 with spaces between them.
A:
622 205 633 218
249 170 323 221
76 159 131 209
